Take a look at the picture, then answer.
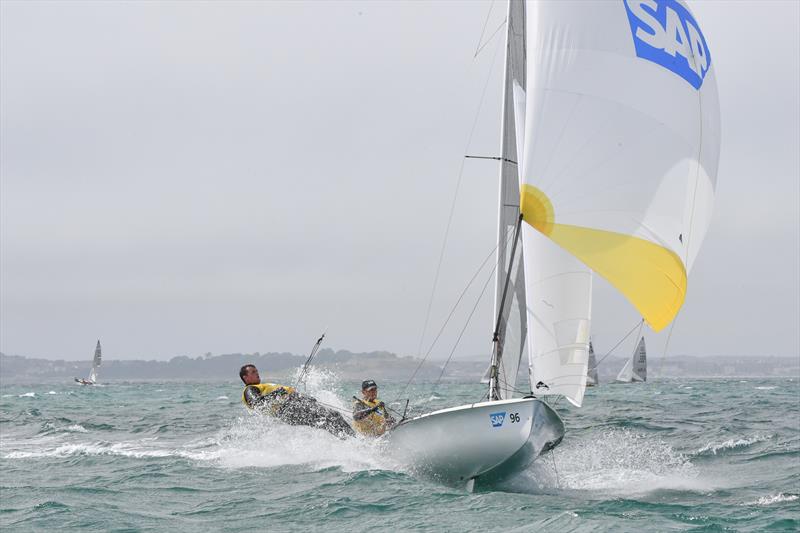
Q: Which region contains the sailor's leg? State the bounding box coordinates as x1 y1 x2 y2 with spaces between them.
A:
277 396 354 438
303 399 355 438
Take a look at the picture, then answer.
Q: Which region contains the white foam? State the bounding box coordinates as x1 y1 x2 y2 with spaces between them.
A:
19 392 35 398
66 425 88 433
696 434 771 456
501 428 702 495
47 391 57 395
200 414 395 474
746 493 799 506
754 386 777 390
215 396 229 400
292 367 351 415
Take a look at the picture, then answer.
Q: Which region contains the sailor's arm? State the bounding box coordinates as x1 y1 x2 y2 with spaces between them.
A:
263 385 296 399
243 385 266 408
353 401 379 421
244 384 297 409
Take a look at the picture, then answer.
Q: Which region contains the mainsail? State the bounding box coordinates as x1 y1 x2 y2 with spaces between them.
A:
633 336 647 382
616 336 647 383
489 0 528 401
517 0 719 406
89 340 102 383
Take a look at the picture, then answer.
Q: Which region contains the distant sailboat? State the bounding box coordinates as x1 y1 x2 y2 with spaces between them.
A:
586 341 599 387
616 337 647 383
75 340 102 385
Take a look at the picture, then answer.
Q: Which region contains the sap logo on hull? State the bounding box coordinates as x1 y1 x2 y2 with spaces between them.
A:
623 0 711 89
489 412 506 428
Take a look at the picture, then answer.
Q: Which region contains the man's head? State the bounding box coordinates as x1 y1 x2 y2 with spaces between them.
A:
240 364 261 385
361 379 378 401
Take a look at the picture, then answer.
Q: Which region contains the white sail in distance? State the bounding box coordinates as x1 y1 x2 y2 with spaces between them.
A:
616 336 647 383
615 358 633 383
517 0 720 406
89 340 101 383
586 341 599 386
632 336 647 382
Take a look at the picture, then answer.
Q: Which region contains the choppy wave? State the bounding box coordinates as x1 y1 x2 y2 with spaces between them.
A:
696 434 772 456
1 378 798 531
745 493 799 506
5 441 192 460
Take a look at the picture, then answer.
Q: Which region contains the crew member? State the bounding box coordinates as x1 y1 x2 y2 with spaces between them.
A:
352 379 395 437
239 364 355 438
240 364 296 413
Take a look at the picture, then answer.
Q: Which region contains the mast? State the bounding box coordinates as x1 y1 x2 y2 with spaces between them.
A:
489 0 527 401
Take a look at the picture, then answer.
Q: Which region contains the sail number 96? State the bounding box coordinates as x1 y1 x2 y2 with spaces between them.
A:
509 412 520 423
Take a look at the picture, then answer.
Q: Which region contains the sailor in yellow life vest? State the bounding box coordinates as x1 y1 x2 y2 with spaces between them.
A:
352 379 395 437
240 364 355 438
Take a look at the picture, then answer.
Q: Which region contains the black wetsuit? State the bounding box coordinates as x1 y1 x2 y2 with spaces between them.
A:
244 386 355 438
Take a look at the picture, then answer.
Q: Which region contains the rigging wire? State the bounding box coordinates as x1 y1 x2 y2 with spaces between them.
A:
473 0 496 57
412 35 504 380
590 319 645 370
396 227 515 403
550 449 561 489
474 19 508 59
433 258 499 388
658 316 678 378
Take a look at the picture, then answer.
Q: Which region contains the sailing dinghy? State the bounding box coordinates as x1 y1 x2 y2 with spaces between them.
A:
75 340 102 385
616 336 647 383
385 0 719 488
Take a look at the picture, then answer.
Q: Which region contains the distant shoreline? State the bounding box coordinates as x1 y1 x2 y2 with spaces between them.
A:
1 349 797 385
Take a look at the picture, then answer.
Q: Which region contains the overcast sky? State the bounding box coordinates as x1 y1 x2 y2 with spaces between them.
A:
1 1 798 362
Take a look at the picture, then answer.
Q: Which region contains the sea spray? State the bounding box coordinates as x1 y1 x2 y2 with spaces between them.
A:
496 428 700 495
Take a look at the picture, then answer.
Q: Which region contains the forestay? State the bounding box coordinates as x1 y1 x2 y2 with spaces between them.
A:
517 0 720 406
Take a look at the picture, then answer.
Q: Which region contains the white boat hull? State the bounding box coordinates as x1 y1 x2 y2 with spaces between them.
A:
383 397 564 485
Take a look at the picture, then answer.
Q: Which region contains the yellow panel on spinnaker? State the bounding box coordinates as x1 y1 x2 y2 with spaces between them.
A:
521 185 686 332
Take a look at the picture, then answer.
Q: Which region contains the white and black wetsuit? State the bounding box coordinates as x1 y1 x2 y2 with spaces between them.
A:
244 386 355 439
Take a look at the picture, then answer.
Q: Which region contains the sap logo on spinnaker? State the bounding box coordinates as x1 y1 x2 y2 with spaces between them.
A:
489 412 506 428
623 0 711 89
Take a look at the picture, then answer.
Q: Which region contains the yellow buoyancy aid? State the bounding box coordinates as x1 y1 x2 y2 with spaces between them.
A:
352 397 390 437
242 382 296 414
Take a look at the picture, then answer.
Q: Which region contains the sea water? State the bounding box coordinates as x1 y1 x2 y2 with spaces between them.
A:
1 372 798 531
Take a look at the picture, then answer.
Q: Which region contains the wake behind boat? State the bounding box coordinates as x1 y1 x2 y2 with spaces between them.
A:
74 340 102 386
384 0 720 489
